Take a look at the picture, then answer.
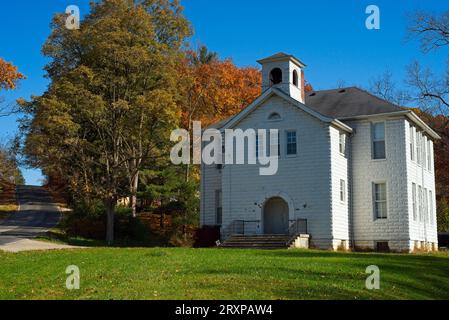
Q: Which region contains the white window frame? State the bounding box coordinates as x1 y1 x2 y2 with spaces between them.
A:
423 188 428 223
373 182 387 219
429 190 434 225
340 179 346 203
286 130 297 156
423 136 427 170
427 140 432 171
410 125 415 161
372 122 386 160
417 132 422 165
418 185 423 222
412 183 417 221
339 132 346 156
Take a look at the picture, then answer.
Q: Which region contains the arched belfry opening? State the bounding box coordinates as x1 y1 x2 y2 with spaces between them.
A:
270 68 282 86
292 70 298 87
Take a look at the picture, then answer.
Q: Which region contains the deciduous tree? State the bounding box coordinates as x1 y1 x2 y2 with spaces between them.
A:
0 58 24 91
19 0 190 244
406 11 449 116
0 58 25 117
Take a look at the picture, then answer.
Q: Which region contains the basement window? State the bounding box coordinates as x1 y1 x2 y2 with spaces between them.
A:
376 241 390 252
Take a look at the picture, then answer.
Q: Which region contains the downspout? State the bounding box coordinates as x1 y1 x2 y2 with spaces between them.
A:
349 131 355 250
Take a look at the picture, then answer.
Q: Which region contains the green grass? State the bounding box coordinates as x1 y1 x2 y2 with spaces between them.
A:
1 248 449 300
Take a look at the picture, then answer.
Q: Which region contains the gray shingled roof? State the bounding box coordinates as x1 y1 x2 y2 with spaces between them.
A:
209 86 405 129
305 87 404 118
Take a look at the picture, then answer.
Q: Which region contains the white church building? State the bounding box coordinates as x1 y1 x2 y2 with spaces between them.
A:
200 53 440 252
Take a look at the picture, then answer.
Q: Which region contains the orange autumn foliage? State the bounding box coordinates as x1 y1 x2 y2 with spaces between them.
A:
0 58 25 91
180 58 261 128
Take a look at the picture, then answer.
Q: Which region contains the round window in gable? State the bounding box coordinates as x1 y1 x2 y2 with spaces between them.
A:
268 112 281 121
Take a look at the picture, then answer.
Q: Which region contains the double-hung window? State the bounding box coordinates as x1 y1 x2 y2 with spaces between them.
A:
418 186 423 221
374 182 387 219
427 140 432 171
339 132 346 155
286 131 297 156
340 180 346 202
429 190 434 225
417 133 422 165
410 126 415 161
372 122 386 159
423 136 427 169
423 188 428 223
412 183 417 221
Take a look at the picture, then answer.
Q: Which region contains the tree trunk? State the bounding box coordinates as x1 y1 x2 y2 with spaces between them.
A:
160 212 164 229
130 172 139 218
185 164 190 183
105 198 115 245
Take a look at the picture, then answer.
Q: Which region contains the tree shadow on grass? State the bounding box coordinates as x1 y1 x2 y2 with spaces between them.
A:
38 230 173 248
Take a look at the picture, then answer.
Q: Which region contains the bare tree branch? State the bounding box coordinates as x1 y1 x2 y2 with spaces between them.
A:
406 61 449 115
368 70 411 107
407 11 449 52
0 101 20 117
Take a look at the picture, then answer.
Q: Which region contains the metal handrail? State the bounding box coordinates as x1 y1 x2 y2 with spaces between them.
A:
235 220 260 235
286 219 308 246
224 219 306 239
288 219 308 235
223 220 260 237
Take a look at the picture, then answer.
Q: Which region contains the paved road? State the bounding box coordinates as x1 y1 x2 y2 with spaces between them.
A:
0 185 77 252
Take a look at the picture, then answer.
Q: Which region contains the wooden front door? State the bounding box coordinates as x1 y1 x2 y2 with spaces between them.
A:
263 197 289 234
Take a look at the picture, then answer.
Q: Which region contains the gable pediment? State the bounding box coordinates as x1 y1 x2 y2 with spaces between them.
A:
218 88 352 133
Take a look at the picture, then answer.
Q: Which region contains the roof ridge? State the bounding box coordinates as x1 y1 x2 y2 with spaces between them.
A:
308 86 358 94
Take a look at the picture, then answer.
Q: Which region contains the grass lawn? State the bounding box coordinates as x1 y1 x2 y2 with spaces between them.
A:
1 248 449 300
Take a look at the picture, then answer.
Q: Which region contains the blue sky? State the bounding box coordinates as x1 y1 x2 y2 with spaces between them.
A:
0 0 447 185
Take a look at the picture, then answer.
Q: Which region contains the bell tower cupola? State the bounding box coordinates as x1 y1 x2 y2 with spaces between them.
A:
257 52 306 103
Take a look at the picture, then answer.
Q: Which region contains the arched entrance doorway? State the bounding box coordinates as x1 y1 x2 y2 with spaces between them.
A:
263 197 289 234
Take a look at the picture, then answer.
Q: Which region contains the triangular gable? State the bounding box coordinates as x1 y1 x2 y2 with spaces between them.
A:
220 87 352 133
